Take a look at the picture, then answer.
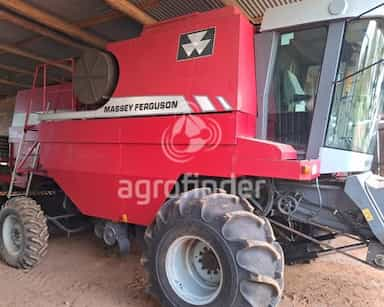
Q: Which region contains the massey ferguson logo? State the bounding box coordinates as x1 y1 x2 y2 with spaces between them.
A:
177 28 216 61
104 100 178 113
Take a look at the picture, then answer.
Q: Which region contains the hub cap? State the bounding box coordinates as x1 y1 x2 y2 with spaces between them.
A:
2 215 23 256
165 236 223 305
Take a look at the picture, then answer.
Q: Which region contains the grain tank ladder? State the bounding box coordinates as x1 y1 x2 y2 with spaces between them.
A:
7 59 76 198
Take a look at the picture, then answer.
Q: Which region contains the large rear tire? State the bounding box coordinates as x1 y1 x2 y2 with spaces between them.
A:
0 197 49 269
143 188 284 307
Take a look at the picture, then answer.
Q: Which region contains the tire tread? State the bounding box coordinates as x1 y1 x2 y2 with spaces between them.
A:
1 197 49 269
144 188 284 307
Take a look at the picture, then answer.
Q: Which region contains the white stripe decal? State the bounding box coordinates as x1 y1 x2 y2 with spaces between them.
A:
12 113 41 127
194 96 216 112
216 96 232 110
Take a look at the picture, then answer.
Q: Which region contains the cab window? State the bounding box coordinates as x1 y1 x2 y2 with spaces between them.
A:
267 27 328 154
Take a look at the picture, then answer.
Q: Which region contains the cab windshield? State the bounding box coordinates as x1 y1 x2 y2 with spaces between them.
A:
267 27 328 154
325 19 384 154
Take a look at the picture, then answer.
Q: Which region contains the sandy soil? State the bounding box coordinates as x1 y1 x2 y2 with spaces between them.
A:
0 234 383 307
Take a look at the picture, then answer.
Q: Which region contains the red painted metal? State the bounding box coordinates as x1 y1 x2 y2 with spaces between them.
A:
38 110 318 225
0 174 10 185
11 7 320 225
108 6 257 117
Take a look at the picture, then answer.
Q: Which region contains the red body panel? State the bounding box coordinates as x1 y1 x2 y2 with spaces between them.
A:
33 8 319 225
108 7 256 118
39 113 318 225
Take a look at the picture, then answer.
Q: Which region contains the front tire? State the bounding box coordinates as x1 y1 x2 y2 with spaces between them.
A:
0 197 49 269
143 188 284 307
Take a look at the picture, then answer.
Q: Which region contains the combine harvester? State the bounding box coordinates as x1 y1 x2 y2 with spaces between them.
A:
1 0 384 306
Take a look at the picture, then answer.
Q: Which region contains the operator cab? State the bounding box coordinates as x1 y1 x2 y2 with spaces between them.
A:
257 0 384 173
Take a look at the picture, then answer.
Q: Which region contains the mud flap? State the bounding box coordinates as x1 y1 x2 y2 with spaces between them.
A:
345 172 384 245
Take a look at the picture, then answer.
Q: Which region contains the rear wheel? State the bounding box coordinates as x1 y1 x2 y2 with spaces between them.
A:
0 197 49 269
165 235 224 305
143 188 284 307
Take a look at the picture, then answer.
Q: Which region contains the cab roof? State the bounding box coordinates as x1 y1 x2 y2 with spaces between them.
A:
261 0 384 32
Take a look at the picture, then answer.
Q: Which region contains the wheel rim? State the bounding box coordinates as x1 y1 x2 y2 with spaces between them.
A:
165 236 223 305
2 215 23 256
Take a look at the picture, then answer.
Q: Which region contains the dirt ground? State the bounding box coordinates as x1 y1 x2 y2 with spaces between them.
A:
0 233 383 307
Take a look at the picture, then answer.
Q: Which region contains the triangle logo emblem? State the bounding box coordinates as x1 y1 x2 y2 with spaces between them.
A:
178 28 216 61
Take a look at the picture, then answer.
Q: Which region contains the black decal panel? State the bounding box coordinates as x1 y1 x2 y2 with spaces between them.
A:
177 28 216 61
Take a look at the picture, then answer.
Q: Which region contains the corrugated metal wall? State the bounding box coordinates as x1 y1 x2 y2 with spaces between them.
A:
237 0 301 20
130 0 302 23
131 0 224 20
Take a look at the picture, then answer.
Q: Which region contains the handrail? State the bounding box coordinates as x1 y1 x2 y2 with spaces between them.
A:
8 57 76 198
25 57 76 129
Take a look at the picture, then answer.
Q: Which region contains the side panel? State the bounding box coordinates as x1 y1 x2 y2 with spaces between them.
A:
345 172 384 245
39 113 237 225
39 113 318 225
319 147 373 173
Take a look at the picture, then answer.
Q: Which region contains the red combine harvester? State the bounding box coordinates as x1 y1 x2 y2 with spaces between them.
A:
2 1 384 306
